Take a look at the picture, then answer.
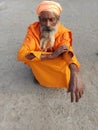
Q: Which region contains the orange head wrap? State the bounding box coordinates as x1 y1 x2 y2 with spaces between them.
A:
36 0 62 16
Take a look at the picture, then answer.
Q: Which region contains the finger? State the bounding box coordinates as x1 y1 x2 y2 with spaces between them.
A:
82 89 84 95
79 91 82 98
79 89 83 98
75 91 79 102
71 91 74 102
67 85 71 93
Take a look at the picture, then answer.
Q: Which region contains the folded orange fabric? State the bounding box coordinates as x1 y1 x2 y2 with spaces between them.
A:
17 22 80 89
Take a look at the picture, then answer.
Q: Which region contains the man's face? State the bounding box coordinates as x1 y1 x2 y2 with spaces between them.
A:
39 11 59 32
39 11 59 51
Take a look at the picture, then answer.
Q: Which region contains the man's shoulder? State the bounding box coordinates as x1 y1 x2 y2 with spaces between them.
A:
25 21 40 40
27 21 40 38
28 21 39 29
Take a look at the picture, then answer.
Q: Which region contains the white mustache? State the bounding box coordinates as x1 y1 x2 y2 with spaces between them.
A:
40 24 58 33
41 26 55 32
40 24 58 51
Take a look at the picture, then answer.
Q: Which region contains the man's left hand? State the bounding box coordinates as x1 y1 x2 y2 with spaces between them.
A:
68 64 84 102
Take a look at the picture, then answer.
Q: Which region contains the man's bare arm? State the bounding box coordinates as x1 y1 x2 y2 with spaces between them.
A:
68 63 84 102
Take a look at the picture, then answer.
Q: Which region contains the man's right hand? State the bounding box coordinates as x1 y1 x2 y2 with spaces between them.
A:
25 53 35 60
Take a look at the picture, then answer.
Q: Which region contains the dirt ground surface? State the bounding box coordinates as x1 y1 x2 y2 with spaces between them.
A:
0 0 98 130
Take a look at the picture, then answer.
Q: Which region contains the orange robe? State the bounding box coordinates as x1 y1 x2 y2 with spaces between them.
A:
17 22 80 89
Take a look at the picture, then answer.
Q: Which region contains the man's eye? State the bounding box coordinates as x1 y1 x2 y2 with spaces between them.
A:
49 18 56 22
41 18 47 22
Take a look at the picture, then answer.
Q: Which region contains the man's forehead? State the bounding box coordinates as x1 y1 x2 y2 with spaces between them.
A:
39 11 57 18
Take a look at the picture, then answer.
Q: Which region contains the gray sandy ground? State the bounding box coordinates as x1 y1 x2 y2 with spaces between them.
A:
0 0 98 130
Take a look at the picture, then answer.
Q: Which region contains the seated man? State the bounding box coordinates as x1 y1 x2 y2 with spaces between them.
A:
17 0 84 102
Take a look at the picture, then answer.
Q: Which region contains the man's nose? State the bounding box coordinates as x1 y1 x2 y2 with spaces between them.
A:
46 20 51 27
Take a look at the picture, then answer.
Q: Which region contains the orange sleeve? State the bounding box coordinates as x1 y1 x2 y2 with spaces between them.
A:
63 48 80 69
54 28 72 48
60 30 80 69
17 44 29 62
17 26 41 62
61 31 72 47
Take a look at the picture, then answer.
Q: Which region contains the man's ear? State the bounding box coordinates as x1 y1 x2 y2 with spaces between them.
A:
57 16 60 20
38 16 40 21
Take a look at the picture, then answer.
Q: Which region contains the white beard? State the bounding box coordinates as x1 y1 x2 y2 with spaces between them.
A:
40 24 58 51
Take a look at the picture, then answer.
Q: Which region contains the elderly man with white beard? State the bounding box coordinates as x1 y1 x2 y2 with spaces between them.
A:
17 0 84 102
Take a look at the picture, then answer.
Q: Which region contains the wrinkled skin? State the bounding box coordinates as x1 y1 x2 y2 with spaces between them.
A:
68 64 84 102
